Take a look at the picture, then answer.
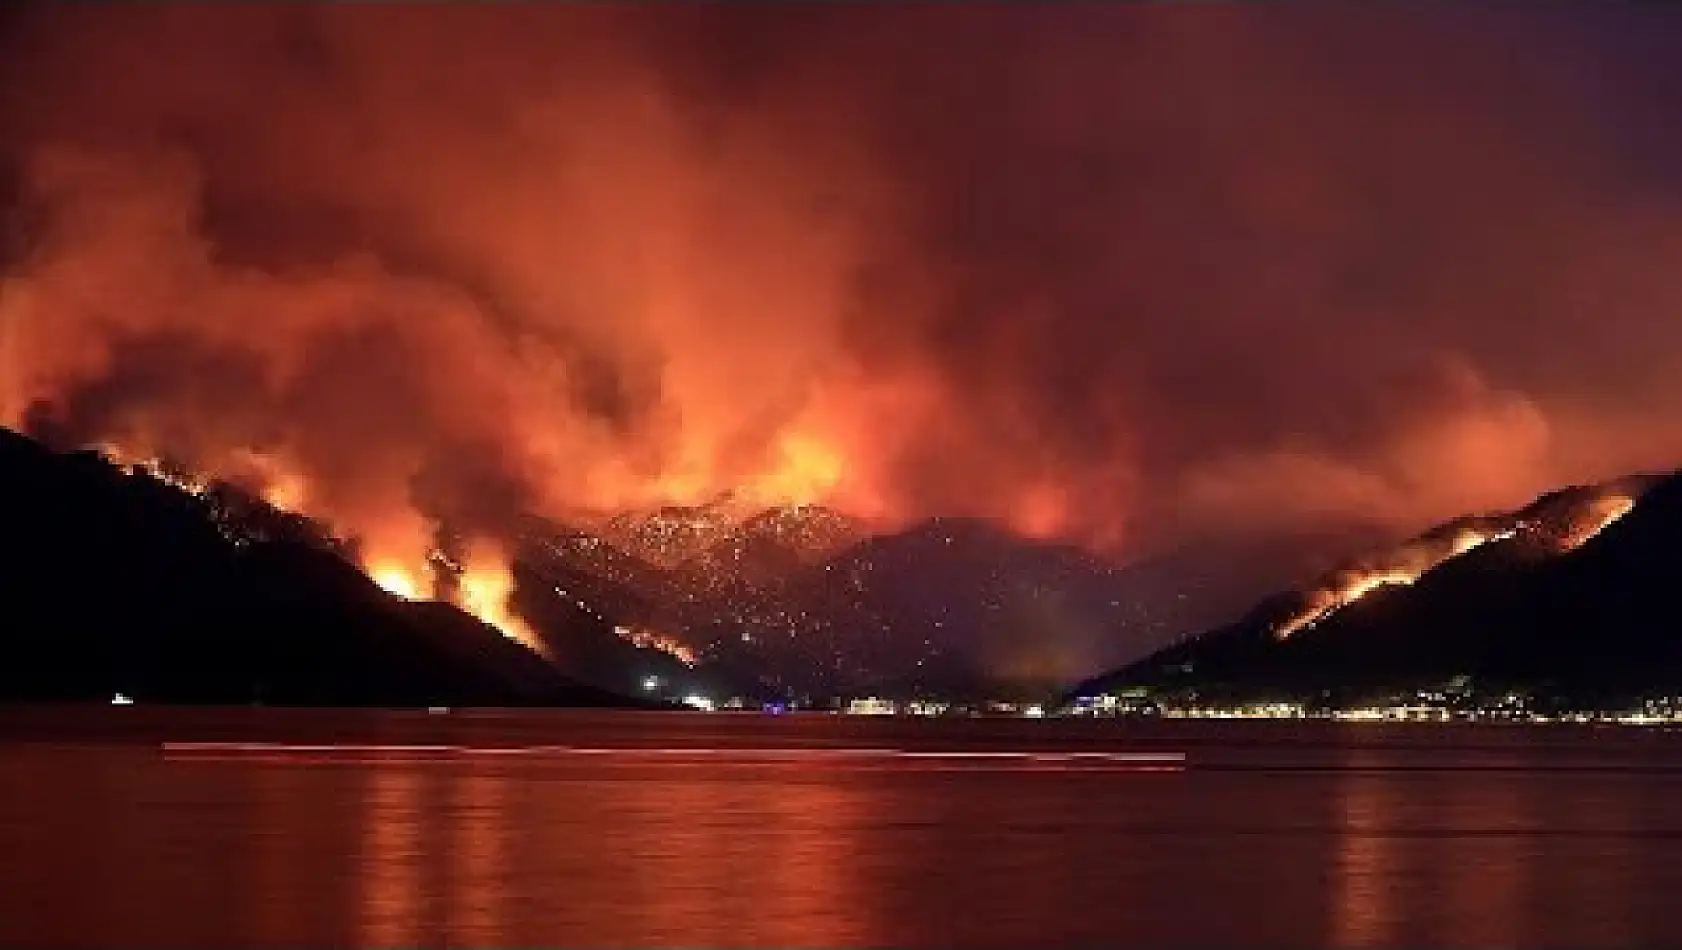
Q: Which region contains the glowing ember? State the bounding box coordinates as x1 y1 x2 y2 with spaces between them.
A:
101 447 213 497
613 625 699 667
1553 494 1635 552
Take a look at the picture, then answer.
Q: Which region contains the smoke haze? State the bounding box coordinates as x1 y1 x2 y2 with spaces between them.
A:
4 4 1682 564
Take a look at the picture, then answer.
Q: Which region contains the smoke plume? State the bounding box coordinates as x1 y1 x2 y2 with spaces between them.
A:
4 4 1682 566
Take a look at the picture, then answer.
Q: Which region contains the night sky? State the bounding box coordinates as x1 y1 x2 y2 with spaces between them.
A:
4 4 1682 566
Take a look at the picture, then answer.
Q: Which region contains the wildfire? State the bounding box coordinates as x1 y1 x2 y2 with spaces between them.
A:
1011 483 1071 540
743 432 846 508
359 541 550 657
370 562 425 601
99 445 551 658
448 541 545 657
1553 493 1635 552
364 549 548 657
236 451 308 511
1273 485 1648 640
1275 523 1515 639
100 446 213 497
613 625 699 667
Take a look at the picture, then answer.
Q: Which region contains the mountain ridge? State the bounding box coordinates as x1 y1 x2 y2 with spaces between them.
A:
0 424 1389 703
0 427 648 707
1065 470 1677 706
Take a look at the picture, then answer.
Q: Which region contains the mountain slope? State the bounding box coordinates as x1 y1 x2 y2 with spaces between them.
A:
673 517 1375 700
1066 472 1672 705
598 495 759 568
0 427 643 707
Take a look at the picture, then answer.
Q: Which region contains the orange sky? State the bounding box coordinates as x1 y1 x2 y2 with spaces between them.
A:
4 5 1682 563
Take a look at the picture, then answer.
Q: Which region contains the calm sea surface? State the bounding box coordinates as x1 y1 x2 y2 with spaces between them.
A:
4 708 1682 948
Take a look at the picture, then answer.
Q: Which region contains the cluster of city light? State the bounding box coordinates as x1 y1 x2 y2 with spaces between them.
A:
632 689 1056 717
843 697 1046 717
1068 691 1682 725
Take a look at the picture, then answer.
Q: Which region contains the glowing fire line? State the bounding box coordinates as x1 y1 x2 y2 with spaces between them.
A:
355 555 549 658
105 447 550 658
1275 490 1639 640
613 625 698 667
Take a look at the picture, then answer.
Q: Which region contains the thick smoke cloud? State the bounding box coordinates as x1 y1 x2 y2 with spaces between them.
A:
3 4 1682 560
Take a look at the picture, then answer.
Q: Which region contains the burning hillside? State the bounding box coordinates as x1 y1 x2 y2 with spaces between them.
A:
11 4 1682 603
1066 469 1682 707
600 495 760 568
93 444 550 656
0 426 639 706
1273 480 1651 639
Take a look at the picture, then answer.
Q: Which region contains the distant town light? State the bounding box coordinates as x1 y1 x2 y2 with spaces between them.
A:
642 676 660 692
682 694 715 712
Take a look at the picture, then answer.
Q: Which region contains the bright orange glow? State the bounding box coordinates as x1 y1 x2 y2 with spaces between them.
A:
1275 485 1648 639
1553 494 1635 552
614 625 699 667
371 563 425 601
745 432 846 508
1010 483 1071 540
457 542 550 658
1275 523 1516 639
22 5 1682 585
100 439 555 658
231 450 309 512
262 476 307 513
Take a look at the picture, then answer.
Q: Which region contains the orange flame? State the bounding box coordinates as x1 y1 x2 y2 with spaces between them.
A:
101 444 550 658
613 625 699 667
743 432 846 508
1274 486 1645 640
1552 494 1635 552
1275 523 1515 639
457 542 549 658
369 562 425 601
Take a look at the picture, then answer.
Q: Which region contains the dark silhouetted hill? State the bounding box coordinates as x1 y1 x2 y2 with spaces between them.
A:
675 516 1374 701
1067 472 1678 706
0 427 644 707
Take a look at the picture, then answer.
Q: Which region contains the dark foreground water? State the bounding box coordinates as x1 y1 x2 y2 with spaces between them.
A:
4 709 1682 948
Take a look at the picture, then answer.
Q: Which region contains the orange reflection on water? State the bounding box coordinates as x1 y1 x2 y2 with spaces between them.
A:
1586 776 1639 949
359 764 425 948
1333 753 1402 949
523 767 873 947
250 765 308 944
1334 752 1538 949
1445 778 1524 949
450 768 509 942
639 777 863 945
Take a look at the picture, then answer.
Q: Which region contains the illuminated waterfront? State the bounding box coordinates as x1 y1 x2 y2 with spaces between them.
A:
1065 690 1682 726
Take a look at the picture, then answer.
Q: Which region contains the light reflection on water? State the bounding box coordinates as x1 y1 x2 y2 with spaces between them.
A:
452 767 507 942
4 713 1682 947
1334 755 1398 949
360 764 423 948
